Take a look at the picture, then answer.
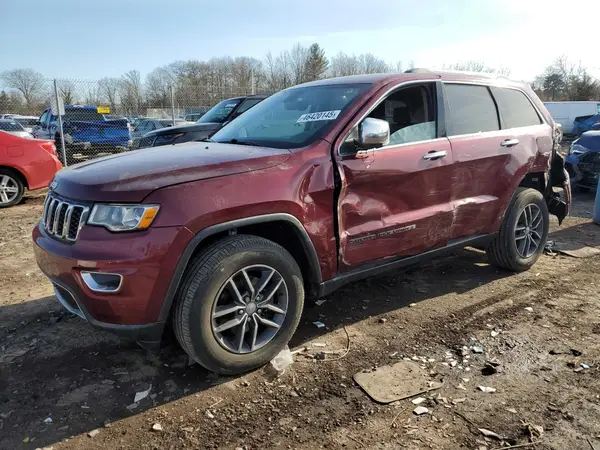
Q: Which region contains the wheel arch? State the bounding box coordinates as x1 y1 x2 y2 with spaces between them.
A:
0 165 29 189
158 213 322 322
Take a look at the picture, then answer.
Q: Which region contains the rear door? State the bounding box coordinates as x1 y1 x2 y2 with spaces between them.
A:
336 81 455 269
445 83 550 239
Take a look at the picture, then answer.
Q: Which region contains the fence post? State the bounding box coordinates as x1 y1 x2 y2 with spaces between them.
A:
170 85 176 126
53 79 67 167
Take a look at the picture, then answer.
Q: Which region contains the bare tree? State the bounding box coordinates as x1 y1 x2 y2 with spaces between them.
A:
1 68 45 106
98 77 122 111
56 79 77 105
121 70 143 115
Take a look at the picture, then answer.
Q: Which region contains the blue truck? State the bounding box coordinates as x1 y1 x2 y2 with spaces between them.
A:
33 105 132 165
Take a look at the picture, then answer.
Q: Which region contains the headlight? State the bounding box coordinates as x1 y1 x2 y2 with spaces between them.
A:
569 143 587 155
88 204 160 231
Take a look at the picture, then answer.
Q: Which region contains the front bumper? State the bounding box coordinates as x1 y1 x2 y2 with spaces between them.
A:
32 222 193 341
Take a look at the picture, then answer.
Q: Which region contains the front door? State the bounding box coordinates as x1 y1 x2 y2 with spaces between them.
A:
336 82 455 270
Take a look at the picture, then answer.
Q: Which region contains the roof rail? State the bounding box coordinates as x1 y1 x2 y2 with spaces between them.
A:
404 67 510 79
404 68 432 74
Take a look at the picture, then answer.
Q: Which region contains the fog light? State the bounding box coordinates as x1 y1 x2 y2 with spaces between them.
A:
81 271 123 293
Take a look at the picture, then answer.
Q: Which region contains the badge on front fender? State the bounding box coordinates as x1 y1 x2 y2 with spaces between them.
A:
50 180 58 191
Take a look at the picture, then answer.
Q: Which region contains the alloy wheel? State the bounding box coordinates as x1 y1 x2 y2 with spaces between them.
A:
0 175 20 205
514 203 544 258
211 264 288 354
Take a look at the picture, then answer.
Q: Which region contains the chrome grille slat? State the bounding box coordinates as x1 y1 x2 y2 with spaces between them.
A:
42 193 89 242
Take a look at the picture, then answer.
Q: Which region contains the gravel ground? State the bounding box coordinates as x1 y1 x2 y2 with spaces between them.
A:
1 189 600 450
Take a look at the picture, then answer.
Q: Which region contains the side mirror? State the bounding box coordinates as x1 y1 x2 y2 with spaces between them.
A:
357 118 390 149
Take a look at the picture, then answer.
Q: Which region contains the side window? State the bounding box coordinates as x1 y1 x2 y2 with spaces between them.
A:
39 111 49 125
445 84 499 135
365 83 437 146
235 98 262 115
491 87 542 129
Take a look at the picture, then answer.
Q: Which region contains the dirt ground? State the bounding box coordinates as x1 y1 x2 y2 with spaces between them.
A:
1 189 600 450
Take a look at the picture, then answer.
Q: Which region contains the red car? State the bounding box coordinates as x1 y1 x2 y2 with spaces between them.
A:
33 70 571 374
0 131 62 207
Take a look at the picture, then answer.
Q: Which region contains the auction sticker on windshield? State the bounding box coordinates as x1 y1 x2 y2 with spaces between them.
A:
297 110 341 123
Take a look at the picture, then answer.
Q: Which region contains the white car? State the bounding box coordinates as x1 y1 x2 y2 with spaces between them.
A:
11 115 39 133
0 119 33 139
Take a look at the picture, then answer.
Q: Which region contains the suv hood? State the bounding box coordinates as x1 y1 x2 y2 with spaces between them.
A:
145 122 221 138
52 142 291 202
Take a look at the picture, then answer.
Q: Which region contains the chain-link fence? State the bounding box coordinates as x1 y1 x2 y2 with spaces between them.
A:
0 76 271 166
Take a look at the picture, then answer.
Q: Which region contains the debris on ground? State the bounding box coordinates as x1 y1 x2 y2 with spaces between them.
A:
314 299 326 306
87 429 100 438
206 410 215 419
266 346 294 377
478 386 496 393
312 321 325 328
151 423 163 432
413 406 429 415
43 417 52 424
525 307 534 312
478 428 504 440
353 361 443 404
133 385 152 403
379 318 388 324
411 397 426 405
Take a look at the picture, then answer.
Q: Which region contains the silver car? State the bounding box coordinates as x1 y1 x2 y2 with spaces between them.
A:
0 119 33 139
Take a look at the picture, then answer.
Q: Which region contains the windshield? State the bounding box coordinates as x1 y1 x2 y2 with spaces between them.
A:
0 121 25 131
197 98 242 124
210 84 370 149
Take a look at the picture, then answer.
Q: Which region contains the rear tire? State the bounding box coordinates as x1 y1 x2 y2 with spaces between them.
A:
0 168 25 208
173 235 304 375
486 188 549 272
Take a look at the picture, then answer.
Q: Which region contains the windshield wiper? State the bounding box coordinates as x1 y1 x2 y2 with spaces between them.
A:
227 138 262 147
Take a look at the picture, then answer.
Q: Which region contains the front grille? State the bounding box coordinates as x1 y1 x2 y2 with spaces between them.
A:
579 152 600 173
42 193 89 241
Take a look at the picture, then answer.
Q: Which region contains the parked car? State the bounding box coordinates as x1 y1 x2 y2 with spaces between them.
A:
566 130 600 192
137 95 266 149
0 119 33 139
0 131 62 207
33 71 570 375
0 114 18 119
131 118 194 148
572 114 600 137
12 115 39 133
33 105 132 165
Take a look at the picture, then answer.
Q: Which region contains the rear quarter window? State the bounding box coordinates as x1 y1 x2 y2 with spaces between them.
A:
491 87 542 129
444 84 499 135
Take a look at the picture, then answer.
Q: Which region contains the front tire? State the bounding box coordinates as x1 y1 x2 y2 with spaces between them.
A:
486 188 549 272
173 235 304 375
0 169 25 208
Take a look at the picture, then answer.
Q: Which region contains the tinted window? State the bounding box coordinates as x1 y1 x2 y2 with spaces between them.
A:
365 83 436 146
491 87 541 129
64 108 104 121
445 84 499 135
236 98 263 115
39 111 49 125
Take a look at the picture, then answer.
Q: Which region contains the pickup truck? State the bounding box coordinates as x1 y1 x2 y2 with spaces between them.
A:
34 71 570 375
33 105 132 165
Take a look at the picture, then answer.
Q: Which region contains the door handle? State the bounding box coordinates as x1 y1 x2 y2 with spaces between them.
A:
500 138 519 147
423 150 447 160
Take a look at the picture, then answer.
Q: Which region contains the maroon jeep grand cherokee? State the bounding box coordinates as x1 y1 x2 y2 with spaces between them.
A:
33 70 571 374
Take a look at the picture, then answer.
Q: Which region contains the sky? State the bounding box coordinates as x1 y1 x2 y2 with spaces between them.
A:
1 0 599 82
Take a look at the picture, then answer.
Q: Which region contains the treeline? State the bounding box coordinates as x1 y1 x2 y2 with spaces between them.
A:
1 43 598 116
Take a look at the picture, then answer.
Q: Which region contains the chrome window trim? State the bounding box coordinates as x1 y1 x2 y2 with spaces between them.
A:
442 80 548 128
337 80 440 155
337 78 551 155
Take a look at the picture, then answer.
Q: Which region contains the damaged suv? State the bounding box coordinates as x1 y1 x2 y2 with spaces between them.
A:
33 70 570 374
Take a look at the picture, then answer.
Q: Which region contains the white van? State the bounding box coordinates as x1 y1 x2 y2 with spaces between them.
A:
544 101 600 134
